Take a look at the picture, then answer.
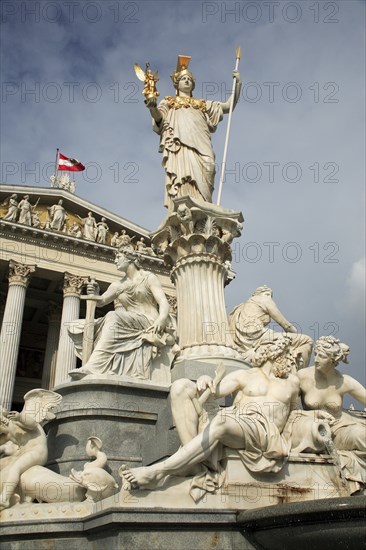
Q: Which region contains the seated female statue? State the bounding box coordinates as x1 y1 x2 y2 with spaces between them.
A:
288 336 366 492
69 248 176 381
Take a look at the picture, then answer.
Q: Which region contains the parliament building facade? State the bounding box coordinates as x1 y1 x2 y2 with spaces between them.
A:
0 183 175 410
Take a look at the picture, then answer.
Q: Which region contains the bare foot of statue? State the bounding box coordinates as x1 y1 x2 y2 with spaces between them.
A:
119 464 163 490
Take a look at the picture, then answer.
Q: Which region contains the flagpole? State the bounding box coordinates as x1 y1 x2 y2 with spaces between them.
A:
216 47 241 206
53 148 59 186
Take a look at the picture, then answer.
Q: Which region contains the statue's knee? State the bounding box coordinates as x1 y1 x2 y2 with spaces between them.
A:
351 426 366 451
105 311 115 321
170 379 195 400
210 415 227 439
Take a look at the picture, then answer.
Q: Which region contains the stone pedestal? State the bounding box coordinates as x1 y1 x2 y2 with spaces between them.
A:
151 197 246 375
1 491 364 550
47 379 171 480
0 260 35 409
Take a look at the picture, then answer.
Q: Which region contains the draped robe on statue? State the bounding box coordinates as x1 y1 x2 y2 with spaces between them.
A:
188 406 290 502
50 205 65 230
69 272 173 380
153 97 223 209
284 409 366 493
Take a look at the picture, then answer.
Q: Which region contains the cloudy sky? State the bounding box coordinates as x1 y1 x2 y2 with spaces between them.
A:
1 1 365 400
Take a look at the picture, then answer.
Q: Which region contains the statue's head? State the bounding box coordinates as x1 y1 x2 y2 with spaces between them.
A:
314 336 349 367
115 247 141 270
174 73 195 96
171 55 195 96
252 285 273 297
252 334 297 378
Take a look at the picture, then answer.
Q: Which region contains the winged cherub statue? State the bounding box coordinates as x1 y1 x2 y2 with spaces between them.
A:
0 389 62 510
134 62 160 100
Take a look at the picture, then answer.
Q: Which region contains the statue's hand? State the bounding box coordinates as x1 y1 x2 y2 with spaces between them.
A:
314 410 335 426
145 97 157 109
232 69 241 82
86 280 100 296
0 416 9 427
6 411 20 422
196 375 216 394
147 317 166 336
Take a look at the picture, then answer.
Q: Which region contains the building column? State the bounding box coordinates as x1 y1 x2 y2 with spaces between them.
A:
171 254 233 357
0 291 6 328
150 197 249 382
0 260 36 409
53 272 87 387
41 302 62 390
151 197 244 363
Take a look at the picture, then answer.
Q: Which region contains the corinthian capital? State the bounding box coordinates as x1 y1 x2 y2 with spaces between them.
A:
8 260 36 287
63 272 88 297
151 196 243 267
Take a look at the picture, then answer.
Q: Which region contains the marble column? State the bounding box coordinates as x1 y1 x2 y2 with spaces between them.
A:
171 254 233 357
53 272 87 387
0 291 6 328
151 197 245 367
41 302 62 390
0 260 36 409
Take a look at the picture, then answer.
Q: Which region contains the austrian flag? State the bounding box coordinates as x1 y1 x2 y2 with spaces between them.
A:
58 153 85 172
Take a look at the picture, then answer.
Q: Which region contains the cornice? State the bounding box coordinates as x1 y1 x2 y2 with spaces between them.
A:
0 220 171 276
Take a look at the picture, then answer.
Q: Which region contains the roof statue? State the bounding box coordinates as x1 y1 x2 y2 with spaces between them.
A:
50 172 76 193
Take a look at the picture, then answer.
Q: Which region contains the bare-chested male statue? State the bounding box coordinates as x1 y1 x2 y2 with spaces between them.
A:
120 335 300 490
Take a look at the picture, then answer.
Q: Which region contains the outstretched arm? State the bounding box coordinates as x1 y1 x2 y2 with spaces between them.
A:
197 370 245 399
147 274 170 333
343 375 366 407
220 71 242 114
145 97 162 125
97 283 121 307
264 296 297 332
81 280 121 308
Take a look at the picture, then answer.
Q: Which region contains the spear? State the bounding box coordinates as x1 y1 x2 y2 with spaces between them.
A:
31 197 40 211
217 47 241 206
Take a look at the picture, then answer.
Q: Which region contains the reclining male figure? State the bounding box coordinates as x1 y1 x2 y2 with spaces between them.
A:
121 335 300 489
